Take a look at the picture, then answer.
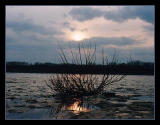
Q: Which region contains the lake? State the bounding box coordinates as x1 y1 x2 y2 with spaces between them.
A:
6 73 154 120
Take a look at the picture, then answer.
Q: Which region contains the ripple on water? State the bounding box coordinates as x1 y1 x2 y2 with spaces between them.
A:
6 73 154 119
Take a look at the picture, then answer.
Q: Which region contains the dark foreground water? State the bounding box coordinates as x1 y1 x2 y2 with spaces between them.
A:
6 73 154 120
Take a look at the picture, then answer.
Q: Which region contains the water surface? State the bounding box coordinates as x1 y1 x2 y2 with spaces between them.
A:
6 73 154 120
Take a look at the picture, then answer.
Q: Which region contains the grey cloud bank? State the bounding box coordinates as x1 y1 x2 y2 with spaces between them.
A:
69 6 154 24
6 20 64 35
82 37 143 47
104 6 154 24
69 7 103 21
6 32 153 63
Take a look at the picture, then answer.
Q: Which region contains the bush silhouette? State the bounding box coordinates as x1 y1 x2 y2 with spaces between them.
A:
45 43 126 97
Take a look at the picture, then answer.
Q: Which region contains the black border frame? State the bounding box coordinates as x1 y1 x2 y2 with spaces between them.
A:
3 0 159 5
1 0 160 120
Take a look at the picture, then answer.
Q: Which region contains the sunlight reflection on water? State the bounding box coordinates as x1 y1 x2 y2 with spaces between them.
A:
67 98 90 115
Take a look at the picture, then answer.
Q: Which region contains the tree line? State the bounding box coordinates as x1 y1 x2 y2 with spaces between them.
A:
6 61 154 75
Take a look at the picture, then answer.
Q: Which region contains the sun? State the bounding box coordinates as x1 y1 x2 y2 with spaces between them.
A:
72 32 84 41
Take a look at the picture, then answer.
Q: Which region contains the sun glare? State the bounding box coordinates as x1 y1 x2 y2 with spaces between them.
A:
72 32 84 41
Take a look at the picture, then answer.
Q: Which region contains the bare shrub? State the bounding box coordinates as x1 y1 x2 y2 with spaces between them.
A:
45 43 126 97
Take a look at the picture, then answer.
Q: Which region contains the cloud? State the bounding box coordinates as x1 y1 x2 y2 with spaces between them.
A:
127 47 154 62
143 24 154 32
6 20 63 35
81 36 143 47
104 6 154 24
6 43 60 63
53 36 142 51
129 47 154 56
62 22 70 27
6 19 65 48
6 6 154 63
6 29 61 63
69 6 154 24
61 21 88 32
69 27 88 32
69 7 103 21
99 46 154 63
6 35 153 63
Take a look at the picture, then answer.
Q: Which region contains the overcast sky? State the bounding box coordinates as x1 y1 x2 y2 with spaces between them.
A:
6 6 154 64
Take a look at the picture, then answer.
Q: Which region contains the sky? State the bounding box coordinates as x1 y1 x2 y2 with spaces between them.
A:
6 6 154 64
